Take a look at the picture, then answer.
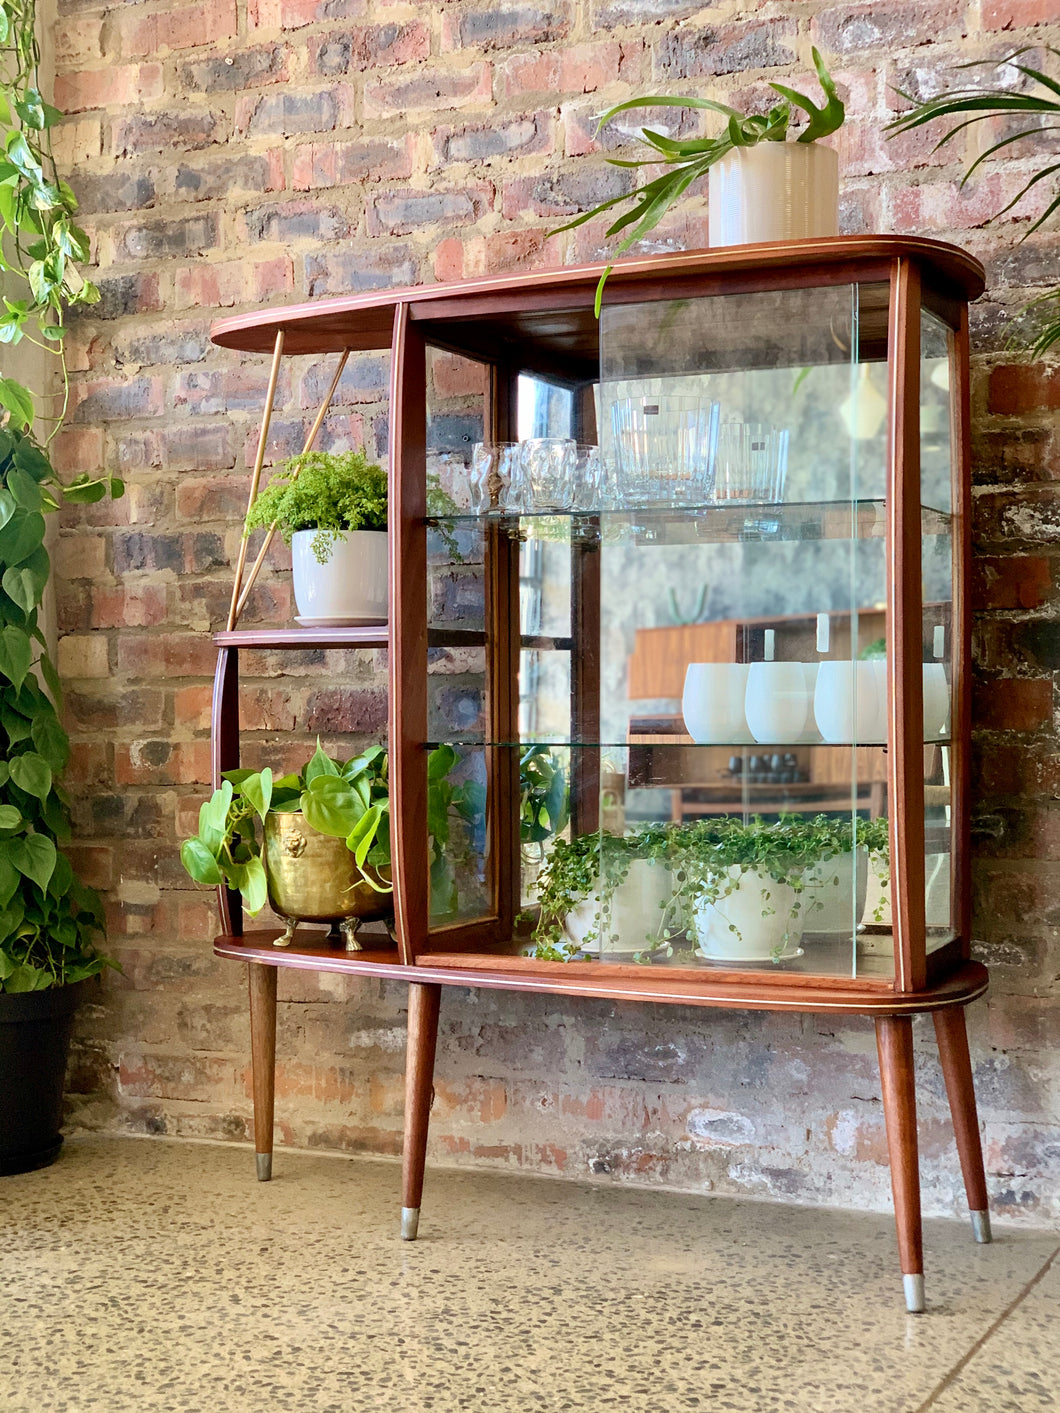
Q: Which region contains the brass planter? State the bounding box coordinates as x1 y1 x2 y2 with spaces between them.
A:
263 811 391 950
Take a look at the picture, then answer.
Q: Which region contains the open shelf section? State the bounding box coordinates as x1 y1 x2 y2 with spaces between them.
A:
428 500 952 545
214 626 389 650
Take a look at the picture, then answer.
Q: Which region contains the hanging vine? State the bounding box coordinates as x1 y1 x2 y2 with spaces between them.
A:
0 0 110 473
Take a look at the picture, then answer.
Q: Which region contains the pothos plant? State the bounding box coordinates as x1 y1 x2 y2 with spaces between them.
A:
0 426 111 991
552 47 845 313
181 742 395 916
180 740 485 921
0 0 105 445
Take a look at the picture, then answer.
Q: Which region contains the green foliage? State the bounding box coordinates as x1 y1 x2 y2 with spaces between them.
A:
180 741 474 918
244 450 388 564
527 813 890 963
180 742 394 915
551 48 845 314
886 47 1060 357
0 427 111 991
519 745 569 847
0 0 103 445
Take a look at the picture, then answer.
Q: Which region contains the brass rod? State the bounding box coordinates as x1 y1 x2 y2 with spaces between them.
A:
228 328 286 631
235 347 351 620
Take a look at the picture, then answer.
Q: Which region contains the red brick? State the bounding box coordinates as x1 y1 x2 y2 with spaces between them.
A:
54 64 162 113
989 365 1060 416
975 677 1054 732
310 21 430 74
983 0 1059 26
89 584 169 630
364 63 493 119
497 41 634 100
291 136 413 192
115 739 213 787
121 2 239 57
972 556 1054 611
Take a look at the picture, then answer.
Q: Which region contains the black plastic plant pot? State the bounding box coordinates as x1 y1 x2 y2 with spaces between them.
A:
0 982 83 1176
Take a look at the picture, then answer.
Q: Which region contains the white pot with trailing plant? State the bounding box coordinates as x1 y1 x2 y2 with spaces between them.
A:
799 818 889 933
244 449 390 626
527 828 681 963
681 816 847 965
552 48 845 312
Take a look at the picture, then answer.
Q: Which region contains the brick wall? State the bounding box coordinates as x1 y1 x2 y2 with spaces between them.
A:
54 0 1060 1224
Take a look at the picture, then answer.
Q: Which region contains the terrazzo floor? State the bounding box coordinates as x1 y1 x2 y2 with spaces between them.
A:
2 1136 1057 1413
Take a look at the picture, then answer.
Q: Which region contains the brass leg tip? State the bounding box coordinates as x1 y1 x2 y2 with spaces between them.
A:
401 1207 420 1241
256 1153 272 1182
971 1210 992 1244
904 1274 925 1314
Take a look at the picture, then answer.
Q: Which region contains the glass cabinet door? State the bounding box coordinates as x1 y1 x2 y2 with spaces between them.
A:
517 282 899 980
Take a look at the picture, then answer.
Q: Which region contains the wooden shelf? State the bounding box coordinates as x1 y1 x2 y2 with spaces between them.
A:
215 934 987 1016
213 627 388 649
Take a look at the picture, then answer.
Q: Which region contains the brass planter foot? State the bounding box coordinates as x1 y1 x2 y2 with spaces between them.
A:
341 918 363 951
274 917 297 948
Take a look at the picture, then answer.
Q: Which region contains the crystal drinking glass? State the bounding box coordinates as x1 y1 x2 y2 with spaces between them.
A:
470 442 522 514
521 437 575 512
610 396 720 508
714 422 790 503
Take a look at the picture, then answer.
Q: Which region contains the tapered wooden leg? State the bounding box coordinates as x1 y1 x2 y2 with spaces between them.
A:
876 1015 924 1312
401 982 441 1240
933 1006 991 1243
248 963 277 1182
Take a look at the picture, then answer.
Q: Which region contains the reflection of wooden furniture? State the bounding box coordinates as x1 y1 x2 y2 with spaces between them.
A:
208 236 989 1314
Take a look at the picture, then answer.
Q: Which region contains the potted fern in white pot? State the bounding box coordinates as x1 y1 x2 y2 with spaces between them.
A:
244 449 389 627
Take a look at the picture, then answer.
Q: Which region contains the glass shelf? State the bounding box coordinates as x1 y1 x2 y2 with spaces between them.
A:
427 500 952 546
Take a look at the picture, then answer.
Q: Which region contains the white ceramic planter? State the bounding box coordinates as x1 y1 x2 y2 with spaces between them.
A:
291 529 388 625
745 661 811 744
923 663 950 739
682 663 751 744
564 858 672 956
814 661 887 744
802 846 869 934
692 866 805 962
708 143 839 247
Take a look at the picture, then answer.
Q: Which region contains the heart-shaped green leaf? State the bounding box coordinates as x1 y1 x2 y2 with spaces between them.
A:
9 832 56 891
30 711 69 771
180 837 223 886
0 625 33 689
301 776 364 838
10 751 51 800
240 855 267 915
240 767 272 823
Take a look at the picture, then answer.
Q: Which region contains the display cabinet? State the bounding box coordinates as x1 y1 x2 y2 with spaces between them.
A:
209 236 989 1312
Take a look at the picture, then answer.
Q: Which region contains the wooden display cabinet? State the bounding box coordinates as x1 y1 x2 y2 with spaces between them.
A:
209 236 990 1312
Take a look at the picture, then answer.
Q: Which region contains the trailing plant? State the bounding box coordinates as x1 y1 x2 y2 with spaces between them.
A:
886 47 1060 357
0 0 103 440
245 449 388 565
526 813 891 964
551 47 845 313
0 425 112 991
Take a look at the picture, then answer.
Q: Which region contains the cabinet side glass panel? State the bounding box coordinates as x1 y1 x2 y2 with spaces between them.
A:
556 284 896 980
424 348 491 926
921 308 956 953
